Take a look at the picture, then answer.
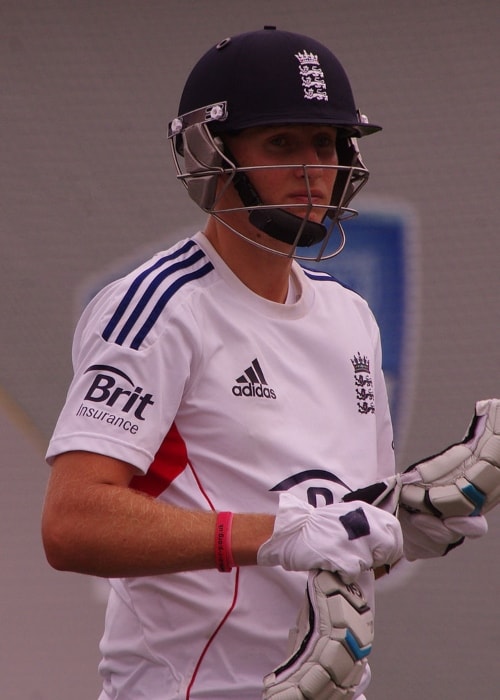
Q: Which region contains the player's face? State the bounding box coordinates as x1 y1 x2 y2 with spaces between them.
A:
223 124 339 224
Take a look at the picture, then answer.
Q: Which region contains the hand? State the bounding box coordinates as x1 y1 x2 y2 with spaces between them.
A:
257 492 403 583
400 398 500 517
343 400 499 561
344 399 500 519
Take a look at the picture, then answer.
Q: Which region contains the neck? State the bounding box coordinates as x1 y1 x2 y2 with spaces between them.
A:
203 217 294 303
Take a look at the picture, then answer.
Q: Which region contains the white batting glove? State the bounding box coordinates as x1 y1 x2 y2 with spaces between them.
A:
396 398 497 559
343 399 499 560
262 570 373 700
400 398 500 517
257 492 403 583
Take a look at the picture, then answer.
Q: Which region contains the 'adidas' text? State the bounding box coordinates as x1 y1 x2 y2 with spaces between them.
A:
232 383 277 399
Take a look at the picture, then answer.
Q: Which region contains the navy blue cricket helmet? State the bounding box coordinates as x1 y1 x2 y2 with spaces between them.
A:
168 27 381 260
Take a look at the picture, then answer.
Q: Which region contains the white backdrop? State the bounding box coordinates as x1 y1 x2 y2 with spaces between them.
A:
1 1 499 698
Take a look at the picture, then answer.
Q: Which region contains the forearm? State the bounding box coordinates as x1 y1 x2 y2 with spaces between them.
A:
42 452 274 578
43 487 274 577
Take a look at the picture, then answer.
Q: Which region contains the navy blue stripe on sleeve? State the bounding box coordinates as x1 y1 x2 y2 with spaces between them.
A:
129 262 214 350
102 240 214 349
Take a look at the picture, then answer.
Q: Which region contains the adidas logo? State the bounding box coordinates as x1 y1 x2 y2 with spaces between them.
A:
232 358 277 399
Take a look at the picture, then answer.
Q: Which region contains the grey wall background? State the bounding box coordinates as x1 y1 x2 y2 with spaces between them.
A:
1 1 499 698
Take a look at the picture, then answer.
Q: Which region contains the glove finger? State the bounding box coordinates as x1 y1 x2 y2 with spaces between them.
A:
400 516 447 560
445 514 488 538
407 513 463 544
408 512 487 542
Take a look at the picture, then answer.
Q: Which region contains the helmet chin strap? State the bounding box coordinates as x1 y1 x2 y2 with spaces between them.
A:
248 208 326 247
229 160 327 248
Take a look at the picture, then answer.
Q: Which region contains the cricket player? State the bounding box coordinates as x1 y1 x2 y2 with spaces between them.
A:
42 27 493 699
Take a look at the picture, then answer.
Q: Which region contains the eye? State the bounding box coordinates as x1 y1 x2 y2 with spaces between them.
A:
313 132 337 157
267 133 292 149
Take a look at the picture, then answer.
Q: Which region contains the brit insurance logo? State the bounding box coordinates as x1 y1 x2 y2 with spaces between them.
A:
232 358 276 400
76 364 155 435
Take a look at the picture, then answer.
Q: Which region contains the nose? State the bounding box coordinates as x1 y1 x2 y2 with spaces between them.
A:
293 149 323 182
293 162 325 188
292 138 331 180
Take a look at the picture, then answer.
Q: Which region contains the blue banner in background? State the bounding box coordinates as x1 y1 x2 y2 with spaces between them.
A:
301 202 418 451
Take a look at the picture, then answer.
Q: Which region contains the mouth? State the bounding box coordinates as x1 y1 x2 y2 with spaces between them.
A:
287 190 327 206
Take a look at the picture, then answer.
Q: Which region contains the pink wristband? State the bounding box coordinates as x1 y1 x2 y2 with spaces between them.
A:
214 511 235 573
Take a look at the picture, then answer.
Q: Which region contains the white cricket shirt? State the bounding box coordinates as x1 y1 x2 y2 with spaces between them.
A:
47 232 395 699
